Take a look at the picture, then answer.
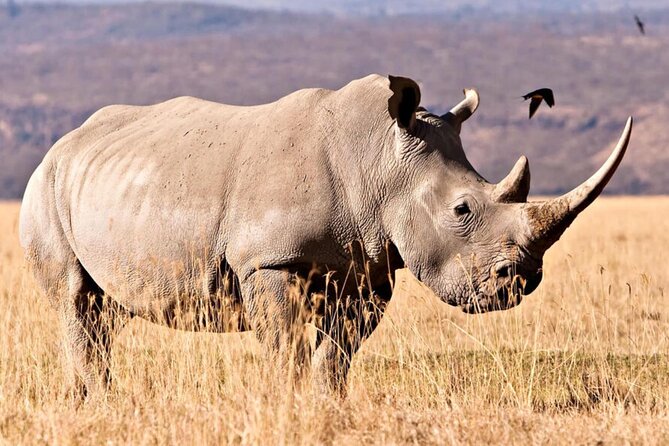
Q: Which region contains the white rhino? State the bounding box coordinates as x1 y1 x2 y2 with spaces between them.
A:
19 74 632 398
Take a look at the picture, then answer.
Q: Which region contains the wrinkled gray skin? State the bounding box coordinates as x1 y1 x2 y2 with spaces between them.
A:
19 74 632 399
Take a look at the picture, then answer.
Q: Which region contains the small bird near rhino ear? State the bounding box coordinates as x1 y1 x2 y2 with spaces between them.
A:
388 75 421 131
522 88 555 119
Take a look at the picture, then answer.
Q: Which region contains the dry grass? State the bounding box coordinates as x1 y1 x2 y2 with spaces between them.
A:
0 197 668 444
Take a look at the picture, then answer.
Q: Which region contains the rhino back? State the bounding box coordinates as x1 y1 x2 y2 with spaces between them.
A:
21 74 394 313
29 88 347 307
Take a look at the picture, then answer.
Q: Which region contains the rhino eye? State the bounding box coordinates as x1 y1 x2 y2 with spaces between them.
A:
454 203 470 216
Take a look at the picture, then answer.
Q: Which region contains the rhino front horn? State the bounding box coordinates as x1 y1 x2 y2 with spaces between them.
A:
525 116 633 247
442 88 480 133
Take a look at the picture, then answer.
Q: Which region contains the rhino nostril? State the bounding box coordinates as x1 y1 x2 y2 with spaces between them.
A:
495 264 513 279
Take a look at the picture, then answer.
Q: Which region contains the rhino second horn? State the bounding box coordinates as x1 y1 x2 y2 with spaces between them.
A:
492 155 531 203
526 116 633 246
442 88 480 133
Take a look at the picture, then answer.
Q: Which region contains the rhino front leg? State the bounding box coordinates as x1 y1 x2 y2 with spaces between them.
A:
312 284 391 396
242 269 312 381
311 337 349 396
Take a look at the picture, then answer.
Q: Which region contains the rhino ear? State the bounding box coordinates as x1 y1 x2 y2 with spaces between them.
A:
442 88 480 134
388 75 421 131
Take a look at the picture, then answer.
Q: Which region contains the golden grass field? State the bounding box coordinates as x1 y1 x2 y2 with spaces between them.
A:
0 197 668 444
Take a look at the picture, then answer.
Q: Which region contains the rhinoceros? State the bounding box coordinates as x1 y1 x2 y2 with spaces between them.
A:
19 74 632 398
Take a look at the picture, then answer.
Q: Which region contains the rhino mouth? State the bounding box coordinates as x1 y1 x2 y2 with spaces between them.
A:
461 276 526 314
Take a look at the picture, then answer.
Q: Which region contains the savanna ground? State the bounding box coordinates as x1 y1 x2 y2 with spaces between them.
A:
0 197 667 444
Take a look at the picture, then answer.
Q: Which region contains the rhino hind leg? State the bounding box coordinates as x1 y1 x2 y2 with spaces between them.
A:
21 166 133 400
59 270 133 400
26 239 132 400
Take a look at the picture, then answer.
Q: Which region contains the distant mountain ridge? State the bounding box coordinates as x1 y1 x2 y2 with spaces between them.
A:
1 3 667 197
9 0 669 15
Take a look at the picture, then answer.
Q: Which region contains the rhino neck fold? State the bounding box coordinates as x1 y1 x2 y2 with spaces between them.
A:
319 77 399 264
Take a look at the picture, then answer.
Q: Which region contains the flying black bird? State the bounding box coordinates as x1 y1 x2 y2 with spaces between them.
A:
522 88 555 119
634 15 645 35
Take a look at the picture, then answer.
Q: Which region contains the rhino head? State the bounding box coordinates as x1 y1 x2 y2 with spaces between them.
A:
383 75 632 313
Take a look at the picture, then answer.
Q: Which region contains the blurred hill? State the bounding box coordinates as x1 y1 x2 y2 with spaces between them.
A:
0 3 667 197
219 0 669 15
9 0 669 15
